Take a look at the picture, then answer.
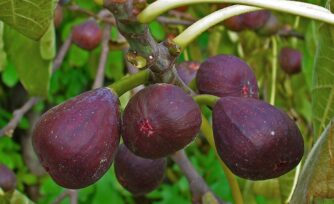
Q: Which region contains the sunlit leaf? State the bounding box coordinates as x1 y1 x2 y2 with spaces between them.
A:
0 21 6 71
311 24 334 137
290 120 334 203
0 0 56 40
4 26 51 96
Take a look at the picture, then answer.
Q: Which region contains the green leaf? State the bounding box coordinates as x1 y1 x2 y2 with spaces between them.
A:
2 62 18 87
40 23 56 60
149 21 165 41
0 21 7 71
4 26 51 96
290 120 334 203
0 0 56 40
312 24 334 137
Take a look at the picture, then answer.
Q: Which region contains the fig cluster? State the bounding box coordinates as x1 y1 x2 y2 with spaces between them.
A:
33 84 201 193
197 54 304 180
223 11 280 35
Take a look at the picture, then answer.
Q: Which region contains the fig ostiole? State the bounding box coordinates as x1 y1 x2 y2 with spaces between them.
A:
213 96 304 180
196 55 259 99
122 84 202 159
33 88 121 189
114 144 166 195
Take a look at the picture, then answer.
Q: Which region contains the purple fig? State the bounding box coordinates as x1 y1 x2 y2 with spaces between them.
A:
122 84 202 159
54 4 63 28
114 144 166 195
72 20 102 51
0 164 17 192
257 13 280 36
242 11 271 30
279 47 302 75
33 88 121 189
213 97 304 180
223 15 246 32
196 55 259 98
176 61 200 85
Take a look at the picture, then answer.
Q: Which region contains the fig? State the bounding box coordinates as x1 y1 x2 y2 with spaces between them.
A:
0 164 17 192
213 97 304 180
257 13 280 36
242 11 271 30
54 4 63 28
72 20 102 51
33 88 121 189
279 47 302 75
176 61 200 85
114 144 166 195
196 55 259 98
223 15 245 32
122 84 202 159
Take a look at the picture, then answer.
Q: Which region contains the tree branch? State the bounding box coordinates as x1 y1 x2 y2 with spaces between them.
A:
157 16 194 26
92 24 112 89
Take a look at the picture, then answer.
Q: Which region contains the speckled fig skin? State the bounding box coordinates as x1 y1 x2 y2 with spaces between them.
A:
196 55 259 99
72 20 102 51
213 97 304 180
32 88 121 189
115 145 166 195
279 47 302 75
122 84 202 159
176 61 200 85
0 164 17 192
243 11 271 30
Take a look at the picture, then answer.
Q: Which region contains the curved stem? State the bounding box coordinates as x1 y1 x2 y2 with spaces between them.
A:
193 94 220 107
138 0 333 24
174 5 260 49
200 114 244 204
269 37 278 105
108 69 150 96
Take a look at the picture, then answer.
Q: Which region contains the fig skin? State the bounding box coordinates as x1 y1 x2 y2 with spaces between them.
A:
279 47 302 75
122 84 202 159
223 15 245 32
176 61 200 85
213 97 304 180
257 13 280 36
72 20 102 51
33 88 121 189
196 55 259 99
242 11 271 30
114 145 166 195
54 4 63 28
0 164 17 192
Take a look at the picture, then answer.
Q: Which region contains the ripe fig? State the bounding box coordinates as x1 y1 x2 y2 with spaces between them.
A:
122 84 202 159
196 55 259 98
176 61 200 85
114 144 166 195
72 20 102 51
213 97 304 180
257 13 280 36
279 47 302 75
33 88 121 189
0 164 17 192
242 11 271 30
223 15 245 32
54 5 63 28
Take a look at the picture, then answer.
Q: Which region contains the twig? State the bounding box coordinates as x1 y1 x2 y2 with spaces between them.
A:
171 150 224 204
157 16 194 26
51 189 78 204
0 35 72 137
67 4 115 25
92 24 112 89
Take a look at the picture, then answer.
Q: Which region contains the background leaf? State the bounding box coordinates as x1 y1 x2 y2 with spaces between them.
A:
311 24 334 138
290 120 334 203
3 26 52 96
0 0 56 40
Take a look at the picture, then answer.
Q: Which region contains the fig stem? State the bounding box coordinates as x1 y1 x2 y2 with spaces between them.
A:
108 69 151 96
269 36 278 105
138 0 333 24
200 114 244 204
193 94 220 107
